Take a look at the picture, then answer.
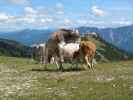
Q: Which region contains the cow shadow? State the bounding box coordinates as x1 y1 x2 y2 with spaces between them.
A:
31 67 84 72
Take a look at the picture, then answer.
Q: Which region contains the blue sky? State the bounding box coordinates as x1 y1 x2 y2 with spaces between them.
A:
0 0 133 31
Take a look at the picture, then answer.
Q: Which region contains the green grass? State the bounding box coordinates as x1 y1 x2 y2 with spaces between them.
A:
0 56 133 100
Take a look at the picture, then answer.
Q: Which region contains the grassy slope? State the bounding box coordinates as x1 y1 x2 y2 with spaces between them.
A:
0 56 133 100
0 38 32 57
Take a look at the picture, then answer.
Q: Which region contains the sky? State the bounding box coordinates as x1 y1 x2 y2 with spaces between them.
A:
0 0 133 31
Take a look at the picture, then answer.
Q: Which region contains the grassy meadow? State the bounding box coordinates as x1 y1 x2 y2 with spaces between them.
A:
0 56 133 100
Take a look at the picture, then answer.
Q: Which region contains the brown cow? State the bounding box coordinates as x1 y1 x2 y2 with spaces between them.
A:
80 40 96 70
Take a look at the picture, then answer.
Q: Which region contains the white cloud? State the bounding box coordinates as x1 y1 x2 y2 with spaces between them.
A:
21 16 35 23
40 19 46 23
0 13 15 23
0 7 55 31
56 10 64 15
45 18 53 23
64 19 73 25
40 18 53 23
75 19 105 26
21 7 54 24
91 6 105 16
112 20 132 26
0 4 60 31
56 2 64 8
55 2 64 14
24 7 37 14
0 13 9 21
1 3 132 31
8 0 30 5
77 19 88 25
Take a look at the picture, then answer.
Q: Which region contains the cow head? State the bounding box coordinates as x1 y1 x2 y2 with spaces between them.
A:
51 28 80 43
64 29 80 43
79 41 86 50
72 29 80 36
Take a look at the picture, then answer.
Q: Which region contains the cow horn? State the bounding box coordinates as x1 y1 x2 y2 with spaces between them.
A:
75 29 79 33
74 29 79 36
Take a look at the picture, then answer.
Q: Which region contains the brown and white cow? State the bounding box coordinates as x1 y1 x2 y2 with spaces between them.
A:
44 28 80 71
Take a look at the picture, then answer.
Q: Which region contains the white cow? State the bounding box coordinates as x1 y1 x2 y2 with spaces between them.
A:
52 42 81 69
58 42 80 59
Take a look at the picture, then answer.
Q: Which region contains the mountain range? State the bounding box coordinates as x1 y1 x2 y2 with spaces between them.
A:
0 25 132 54
0 29 54 46
78 25 133 54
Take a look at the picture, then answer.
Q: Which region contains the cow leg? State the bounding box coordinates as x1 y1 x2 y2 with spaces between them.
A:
40 56 43 64
55 61 59 69
44 55 52 70
59 54 64 71
43 54 49 70
44 48 48 64
58 47 64 71
82 63 88 70
43 48 49 69
74 58 79 70
75 60 79 70
69 58 78 70
88 56 95 71
91 60 94 68
42 50 46 64
90 59 94 71
70 58 74 70
42 56 45 64
53 57 60 70
85 56 91 69
59 60 63 71
57 54 64 71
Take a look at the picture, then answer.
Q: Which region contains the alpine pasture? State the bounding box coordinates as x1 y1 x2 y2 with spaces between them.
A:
0 56 133 100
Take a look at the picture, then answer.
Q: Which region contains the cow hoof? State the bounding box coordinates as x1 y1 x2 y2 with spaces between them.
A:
60 69 64 72
59 68 64 72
